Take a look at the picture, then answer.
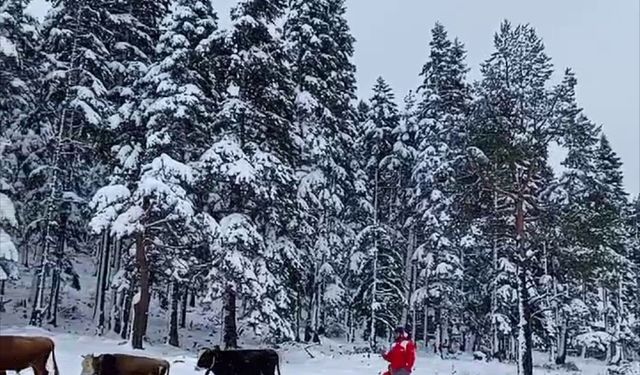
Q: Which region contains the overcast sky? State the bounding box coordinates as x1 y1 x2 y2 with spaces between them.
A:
27 0 640 197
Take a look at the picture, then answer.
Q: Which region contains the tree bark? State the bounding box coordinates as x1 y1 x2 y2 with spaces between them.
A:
555 321 567 364
120 288 132 340
179 286 188 329
95 232 111 335
423 305 429 351
295 287 301 342
0 281 5 313
189 289 196 308
223 284 238 349
516 197 533 375
491 191 499 357
401 225 415 327
131 226 150 349
369 168 379 350
168 281 180 347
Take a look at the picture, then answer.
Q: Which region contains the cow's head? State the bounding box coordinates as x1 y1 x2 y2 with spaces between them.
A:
197 346 221 369
80 354 97 375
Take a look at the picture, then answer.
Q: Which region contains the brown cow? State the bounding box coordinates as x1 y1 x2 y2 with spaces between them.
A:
81 353 170 375
0 335 60 375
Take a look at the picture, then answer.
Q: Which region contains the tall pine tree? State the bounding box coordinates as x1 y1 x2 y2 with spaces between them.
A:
198 0 298 343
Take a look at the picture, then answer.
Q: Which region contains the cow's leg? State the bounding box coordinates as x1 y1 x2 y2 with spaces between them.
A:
32 355 49 375
265 363 277 375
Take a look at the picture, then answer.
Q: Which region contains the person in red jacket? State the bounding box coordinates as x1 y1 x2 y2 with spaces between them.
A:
380 326 416 375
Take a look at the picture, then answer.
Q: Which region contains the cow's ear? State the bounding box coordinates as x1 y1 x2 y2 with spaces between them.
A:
213 345 221 351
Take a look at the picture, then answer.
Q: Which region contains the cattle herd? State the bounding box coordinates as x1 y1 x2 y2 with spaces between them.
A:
0 336 281 375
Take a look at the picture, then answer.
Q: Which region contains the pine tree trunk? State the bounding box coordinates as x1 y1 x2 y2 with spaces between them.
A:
189 289 196 308
93 233 105 322
603 286 612 363
109 240 122 332
369 167 379 350
295 287 301 342
131 227 150 350
0 281 5 313
46 269 57 321
555 320 567 364
411 256 417 341
543 241 557 363
30 232 51 326
223 284 238 349
516 197 533 375
120 289 132 340
95 232 111 335
50 270 61 327
179 286 188 329
491 191 499 357
49 207 68 327
168 281 180 347
112 291 122 335
423 305 429 351
347 309 352 343
401 225 415 326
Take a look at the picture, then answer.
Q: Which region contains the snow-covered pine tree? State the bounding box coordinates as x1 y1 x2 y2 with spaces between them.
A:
393 91 419 333
90 0 172 337
0 135 20 294
551 70 606 364
198 0 298 344
592 135 635 363
284 0 358 341
0 0 38 129
26 0 114 327
91 0 221 348
351 77 405 348
0 0 38 291
628 196 640 304
467 21 582 375
411 22 470 354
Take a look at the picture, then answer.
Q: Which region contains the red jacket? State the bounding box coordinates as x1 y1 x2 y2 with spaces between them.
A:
382 335 416 372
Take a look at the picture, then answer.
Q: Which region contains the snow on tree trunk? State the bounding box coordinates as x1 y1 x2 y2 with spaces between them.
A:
411 253 417 341
435 320 442 356
46 267 60 326
131 228 150 350
401 224 415 326
542 240 557 364
223 284 238 349
369 168 380 350
491 190 499 357
121 289 132 340
516 197 533 375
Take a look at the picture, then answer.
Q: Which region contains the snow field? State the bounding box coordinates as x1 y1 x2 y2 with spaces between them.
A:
0 327 613 375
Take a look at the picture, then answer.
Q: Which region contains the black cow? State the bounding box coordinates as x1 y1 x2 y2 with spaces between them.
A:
197 346 281 375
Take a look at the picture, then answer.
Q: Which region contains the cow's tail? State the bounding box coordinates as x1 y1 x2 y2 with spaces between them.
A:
50 343 60 375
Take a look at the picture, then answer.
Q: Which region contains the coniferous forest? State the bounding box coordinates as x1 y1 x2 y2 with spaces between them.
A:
0 1 638 375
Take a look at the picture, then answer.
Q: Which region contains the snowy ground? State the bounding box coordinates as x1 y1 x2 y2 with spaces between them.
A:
0 255 627 374
0 326 618 375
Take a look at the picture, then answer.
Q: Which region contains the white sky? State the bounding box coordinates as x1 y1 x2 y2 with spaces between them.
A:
27 0 640 197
